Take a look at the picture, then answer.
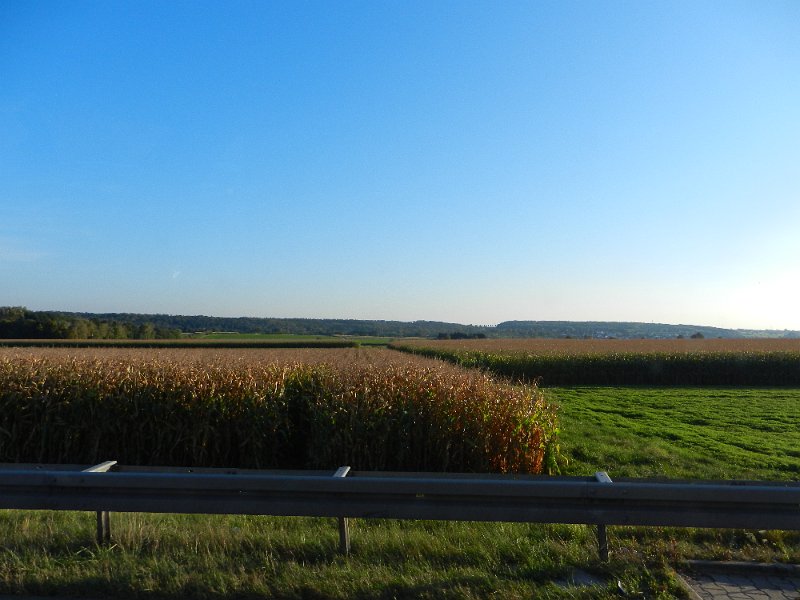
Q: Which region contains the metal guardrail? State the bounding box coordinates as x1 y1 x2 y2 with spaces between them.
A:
2 462 799 560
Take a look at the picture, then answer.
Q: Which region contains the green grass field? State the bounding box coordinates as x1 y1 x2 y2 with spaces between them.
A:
552 387 800 481
0 334 399 349
1 383 799 598
194 332 340 340
192 332 397 346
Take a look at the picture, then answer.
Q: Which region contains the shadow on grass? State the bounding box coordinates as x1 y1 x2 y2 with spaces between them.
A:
350 574 497 600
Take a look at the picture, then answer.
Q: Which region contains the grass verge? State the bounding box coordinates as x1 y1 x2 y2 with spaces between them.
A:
0 511 699 599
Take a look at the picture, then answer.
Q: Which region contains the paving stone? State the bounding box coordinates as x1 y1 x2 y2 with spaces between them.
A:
678 563 800 600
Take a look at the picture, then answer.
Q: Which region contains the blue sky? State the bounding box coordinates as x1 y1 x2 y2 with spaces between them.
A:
2 1 799 329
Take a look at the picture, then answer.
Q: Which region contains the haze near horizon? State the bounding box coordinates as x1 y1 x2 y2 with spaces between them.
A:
2 1 799 330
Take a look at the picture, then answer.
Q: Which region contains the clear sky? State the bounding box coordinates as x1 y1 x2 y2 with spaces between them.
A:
2 1 799 329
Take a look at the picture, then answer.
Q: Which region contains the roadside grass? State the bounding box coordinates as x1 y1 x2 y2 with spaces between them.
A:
0 511 692 599
551 387 800 480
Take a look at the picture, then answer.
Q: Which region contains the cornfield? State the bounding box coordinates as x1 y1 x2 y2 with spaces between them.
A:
391 339 800 386
0 348 560 474
392 337 800 354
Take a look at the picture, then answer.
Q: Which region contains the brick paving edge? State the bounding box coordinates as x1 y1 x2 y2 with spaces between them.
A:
685 560 800 576
671 570 704 600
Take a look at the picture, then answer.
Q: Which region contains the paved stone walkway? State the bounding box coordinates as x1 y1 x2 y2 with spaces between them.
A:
678 562 800 600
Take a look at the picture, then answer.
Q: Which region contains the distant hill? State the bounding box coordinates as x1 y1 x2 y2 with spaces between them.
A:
3 308 798 339
492 320 794 339
61 313 800 340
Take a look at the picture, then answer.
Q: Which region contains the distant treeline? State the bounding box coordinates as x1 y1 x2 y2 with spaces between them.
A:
436 332 488 340
495 321 736 339
0 307 181 340
3 308 799 340
65 313 793 339
69 312 495 338
496 321 800 339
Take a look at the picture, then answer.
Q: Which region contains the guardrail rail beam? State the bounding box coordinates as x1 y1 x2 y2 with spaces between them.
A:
2 463 799 562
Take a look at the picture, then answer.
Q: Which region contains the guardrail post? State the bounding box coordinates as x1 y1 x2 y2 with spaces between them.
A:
82 461 117 545
333 466 351 555
96 510 111 545
594 471 612 561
